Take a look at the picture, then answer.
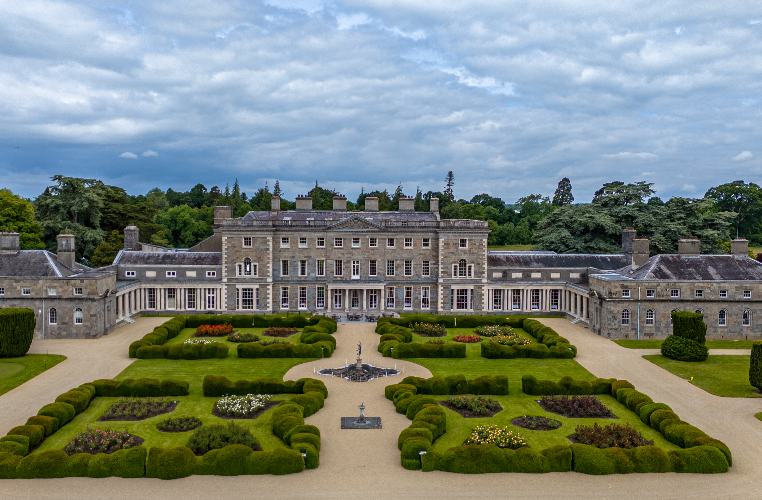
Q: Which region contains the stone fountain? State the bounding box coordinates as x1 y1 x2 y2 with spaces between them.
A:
317 342 400 382
341 402 382 429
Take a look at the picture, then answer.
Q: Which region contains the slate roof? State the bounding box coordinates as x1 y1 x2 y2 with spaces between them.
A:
487 252 630 270
242 210 439 223
619 255 762 281
0 250 93 278
114 251 222 266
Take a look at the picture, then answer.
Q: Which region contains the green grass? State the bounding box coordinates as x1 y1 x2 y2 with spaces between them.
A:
0 354 66 396
643 354 761 398
487 244 535 251
756 412 762 421
164 327 304 358
615 339 754 350
430 393 678 452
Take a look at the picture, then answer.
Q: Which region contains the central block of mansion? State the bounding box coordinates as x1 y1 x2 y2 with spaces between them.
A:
2 195 761 340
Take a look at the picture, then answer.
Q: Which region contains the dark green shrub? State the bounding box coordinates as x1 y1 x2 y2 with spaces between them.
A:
750 342 762 391
290 432 320 453
6 425 44 448
672 311 707 344
0 435 29 455
661 335 708 362
290 442 318 469
283 424 320 445
55 390 92 413
65 453 92 477
302 379 328 398
669 446 729 473
571 444 632 475
16 450 69 478
398 428 433 449
210 444 252 476
639 403 672 424
405 398 439 420
136 345 166 359
413 406 447 437
690 436 732 466
0 441 25 456
186 423 260 456
0 452 21 479
146 447 197 479
385 383 417 400
160 379 189 396
92 379 120 397
290 393 323 417
610 380 635 396
624 391 653 412
0 308 35 357
87 446 147 478
25 415 58 435
129 340 150 358
470 375 510 395
38 402 76 426
267 447 305 475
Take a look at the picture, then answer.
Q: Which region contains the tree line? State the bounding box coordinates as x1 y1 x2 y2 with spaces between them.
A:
0 172 758 268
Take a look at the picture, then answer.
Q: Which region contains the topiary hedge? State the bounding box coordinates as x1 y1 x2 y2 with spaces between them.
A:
672 311 707 344
0 308 35 357
237 342 328 359
661 335 708 362
202 375 327 399
390 375 509 397
521 375 615 396
750 342 762 391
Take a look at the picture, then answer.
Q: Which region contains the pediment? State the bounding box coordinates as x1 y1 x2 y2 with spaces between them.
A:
327 215 383 231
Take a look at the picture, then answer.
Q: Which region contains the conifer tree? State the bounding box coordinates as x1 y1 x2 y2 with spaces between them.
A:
552 177 574 206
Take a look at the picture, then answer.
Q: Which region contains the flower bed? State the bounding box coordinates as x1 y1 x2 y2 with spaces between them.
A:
443 396 501 417
490 333 531 346
570 422 653 449
186 422 262 456
474 325 515 337
63 427 143 455
227 332 260 343
538 395 615 419
453 334 481 343
213 394 275 418
464 425 527 449
511 415 562 431
156 417 203 433
195 324 234 337
98 397 177 421
184 339 214 345
411 322 447 337
263 327 298 337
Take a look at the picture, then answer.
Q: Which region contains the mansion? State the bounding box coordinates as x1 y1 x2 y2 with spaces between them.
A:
2 195 761 340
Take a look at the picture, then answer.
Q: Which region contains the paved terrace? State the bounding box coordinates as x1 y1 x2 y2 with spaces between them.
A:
1 318 761 499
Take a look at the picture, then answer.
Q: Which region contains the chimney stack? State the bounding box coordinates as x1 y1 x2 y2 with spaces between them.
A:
56 233 76 269
332 195 347 211
399 197 415 212
631 238 650 269
622 227 636 257
732 238 749 257
271 196 281 212
430 197 439 213
0 232 20 253
678 237 701 256
214 206 234 225
364 196 379 212
295 196 312 211
124 224 140 251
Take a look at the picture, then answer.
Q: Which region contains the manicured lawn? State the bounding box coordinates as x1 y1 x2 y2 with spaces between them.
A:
615 339 754 350
643 354 761 398
430 393 678 452
0 354 67 396
164 327 304 358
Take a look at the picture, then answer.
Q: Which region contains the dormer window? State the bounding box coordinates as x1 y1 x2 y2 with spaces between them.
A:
166 271 176 277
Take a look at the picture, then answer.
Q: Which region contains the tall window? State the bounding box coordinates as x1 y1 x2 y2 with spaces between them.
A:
317 260 325 277
74 308 83 324
299 287 307 309
281 287 289 309
422 261 430 277
369 260 377 276
352 260 360 278
299 237 307 248
351 290 359 308
422 238 430 248
387 238 395 248
493 289 502 310
421 287 430 309
334 290 343 309
241 288 254 310
531 290 540 310
512 290 521 310
334 260 343 276
299 260 307 276
459 238 467 248
166 288 176 309
404 287 413 308
646 309 654 325
621 309 630 326
316 287 325 309
49 308 57 325
550 290 559 310
369 290 378 309
244 258 253 276
458 259 467 277
281 260 289 276
147 288 156 309
386 287 395 308
206 289 216 309
187 289 196 309
719 309 727 326
387 260 395 276
404 260 412 276
456 289 468 310
744 310 752 326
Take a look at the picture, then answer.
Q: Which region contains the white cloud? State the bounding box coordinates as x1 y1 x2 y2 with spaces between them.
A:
602 152 658 159
675 26 683 35
385 26 425 41
640 171 656 176
733 151 753 161
142 150 158 157
336 13 371 30
682 183 697 192
119 152 138 159
750 20 762 25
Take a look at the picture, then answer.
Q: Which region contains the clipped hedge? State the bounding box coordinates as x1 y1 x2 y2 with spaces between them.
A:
672 311 707 344
570 443 728 474
661 335 708 362
390 342 466 359
136 342 229 360
376 315 526 330
394 375 509 397
129 316 188 358
237 342 328 359
203 375 328 398
146 447 197 480
521 375 614 396
423 444 572 473
92 378 189 397
0 308 35 357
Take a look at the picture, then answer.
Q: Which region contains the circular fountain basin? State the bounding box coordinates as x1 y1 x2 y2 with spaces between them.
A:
318 363 400 382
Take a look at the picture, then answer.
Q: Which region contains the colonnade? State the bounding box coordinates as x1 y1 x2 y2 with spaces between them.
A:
486 286 590 321
115 285 225 321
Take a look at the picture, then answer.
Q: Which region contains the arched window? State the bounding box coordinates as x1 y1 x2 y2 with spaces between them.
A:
670 310 676 325
244 258 252 276
458 259 467 277
718 309 727 326
695 309 703 315
49 308 57 325
645 309 654 325
74 308 83 325
621 309 630 326
743 310 752 326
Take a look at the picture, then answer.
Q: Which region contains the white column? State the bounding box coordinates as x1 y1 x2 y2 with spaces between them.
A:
362 289 367 312
327 287 332 312
380 288 385 311
345 290 349 312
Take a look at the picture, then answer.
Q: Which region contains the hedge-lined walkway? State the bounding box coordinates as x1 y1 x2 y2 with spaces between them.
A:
0 317 166 438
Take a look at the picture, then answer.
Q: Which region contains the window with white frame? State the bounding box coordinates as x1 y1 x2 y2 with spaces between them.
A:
299 237 307 248
421 287 430 309
695 309 703 314
422 238 430 248
695 290 703 298
512 289 521 310
243 237 252 247
387 238 395 248
352 260 360 278
281 260 289 276
206 271 216 278
22 288 31 295
369 260 377 276
281 237 290 248
744 290 752 298
166 288 176 309
422 260 430 277
0 287 4 295
369 289 378 309
48 287 57 296
551 290 559 310
281 287 289 309
125 271 136 277
74 308 83 324
299 260 307 276
299 287 307 309
386 260 395 276
493 289 502 310
404 287 413 308
333 290 342 309
244 258 255 276
241 288 254 310
404 260 412 276
334 260 343 276
73 287 83 296
351 290 360 308
316 287 325 308
352 237 360 248
187 289 196 309
334 237 343 248
459 238 467 248
744 310 752 326
719 309 727 326
49 308 57 325
386 287 395 308
147 288 156 309
622 289 630 298
670 289 679 298
646 309 654 325
531 290 540 310
646 289 655 298
720 290 727 298
317 260 325 277
404 237 412 248
456 289 468 310
621 309 630 325
457 259 467 277
369 237 377 247
316 237 325 248
166 271 176 278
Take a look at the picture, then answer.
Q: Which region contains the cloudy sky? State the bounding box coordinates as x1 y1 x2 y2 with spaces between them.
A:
1 0 761 204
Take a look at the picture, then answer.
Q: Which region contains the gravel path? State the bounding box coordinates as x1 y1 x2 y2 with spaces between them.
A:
4 319 762 499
